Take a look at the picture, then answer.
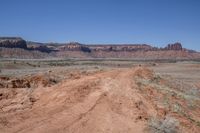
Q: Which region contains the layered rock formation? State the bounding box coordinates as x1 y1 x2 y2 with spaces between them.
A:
29 45 53 53
59 42 91 52
87 44 152 51
0 37 27 49
27 41 184 53
0 37 200 60
87 42 184 52
165 42 182 50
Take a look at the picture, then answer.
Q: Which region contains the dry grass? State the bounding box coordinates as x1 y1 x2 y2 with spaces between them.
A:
147 116 180 133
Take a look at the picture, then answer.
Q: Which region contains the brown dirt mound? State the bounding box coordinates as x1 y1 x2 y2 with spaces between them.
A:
0 74 58 89
133 66 155 79
28 74 57 87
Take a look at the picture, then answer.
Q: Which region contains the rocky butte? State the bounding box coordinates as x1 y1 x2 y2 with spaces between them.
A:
0 37 27 49
164 42 183 50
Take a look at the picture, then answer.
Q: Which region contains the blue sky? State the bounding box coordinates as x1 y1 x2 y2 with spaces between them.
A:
0 0 200 50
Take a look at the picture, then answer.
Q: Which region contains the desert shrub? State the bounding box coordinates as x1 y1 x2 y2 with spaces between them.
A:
185 87 200 97
172 103 183 113
151 75 161 82
148 116 179 133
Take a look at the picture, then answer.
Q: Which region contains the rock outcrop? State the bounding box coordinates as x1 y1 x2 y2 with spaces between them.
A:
59 42 91 52
0 37 186 53
165 42 182 51
0 37 199 60
87 44 152 51
29 45 53 53
0 37 27 49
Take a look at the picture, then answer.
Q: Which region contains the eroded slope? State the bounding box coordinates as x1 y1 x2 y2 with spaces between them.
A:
0 67 199 133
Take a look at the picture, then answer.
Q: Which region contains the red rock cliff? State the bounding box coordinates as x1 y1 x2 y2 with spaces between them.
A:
165 42 182 50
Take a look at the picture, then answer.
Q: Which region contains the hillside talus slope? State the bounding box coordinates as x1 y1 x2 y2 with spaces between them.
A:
0 67 200 133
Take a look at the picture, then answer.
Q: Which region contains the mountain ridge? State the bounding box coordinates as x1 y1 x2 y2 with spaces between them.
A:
0 37 200 60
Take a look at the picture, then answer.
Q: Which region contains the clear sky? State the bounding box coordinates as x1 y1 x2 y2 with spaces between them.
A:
0 0 200 50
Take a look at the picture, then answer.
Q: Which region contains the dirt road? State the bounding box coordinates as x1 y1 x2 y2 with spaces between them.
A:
0 67 199 133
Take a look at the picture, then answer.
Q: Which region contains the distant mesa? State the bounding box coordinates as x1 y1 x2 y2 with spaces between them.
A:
88 44 153 52
31 45 53 53
60 42 91 52
0 37 184 52
0 36 199 60
0 37 27 49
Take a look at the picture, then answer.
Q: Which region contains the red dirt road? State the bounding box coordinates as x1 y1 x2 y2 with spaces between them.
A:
0 67 199 133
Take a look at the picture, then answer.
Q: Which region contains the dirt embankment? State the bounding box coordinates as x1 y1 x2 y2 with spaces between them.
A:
0 67 199 133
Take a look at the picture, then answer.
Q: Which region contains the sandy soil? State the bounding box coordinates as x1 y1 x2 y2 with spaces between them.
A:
0 66 200 133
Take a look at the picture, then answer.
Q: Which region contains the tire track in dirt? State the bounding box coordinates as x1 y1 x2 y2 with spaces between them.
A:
2 67 193 133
